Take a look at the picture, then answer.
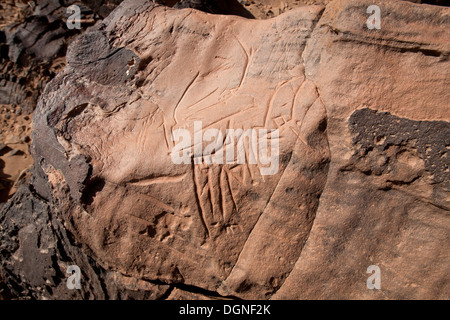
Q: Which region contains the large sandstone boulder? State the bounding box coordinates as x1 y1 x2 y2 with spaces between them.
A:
1 0 449 299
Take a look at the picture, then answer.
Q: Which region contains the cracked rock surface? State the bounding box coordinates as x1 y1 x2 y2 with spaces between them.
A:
1 0 449 299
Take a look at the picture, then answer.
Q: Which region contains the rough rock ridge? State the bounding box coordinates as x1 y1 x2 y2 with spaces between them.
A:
0 0 449 299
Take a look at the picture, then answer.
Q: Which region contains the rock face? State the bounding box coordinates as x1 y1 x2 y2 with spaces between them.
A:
1 0 449 300
0 0 95 114
0 0 99 203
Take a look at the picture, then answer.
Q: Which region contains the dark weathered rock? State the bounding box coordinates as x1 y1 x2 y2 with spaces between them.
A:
0 178 172 299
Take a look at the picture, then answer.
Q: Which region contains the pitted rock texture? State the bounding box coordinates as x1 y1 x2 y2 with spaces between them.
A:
1 0 449 300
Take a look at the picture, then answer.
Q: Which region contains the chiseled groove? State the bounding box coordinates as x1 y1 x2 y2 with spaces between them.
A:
191 160 210 239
